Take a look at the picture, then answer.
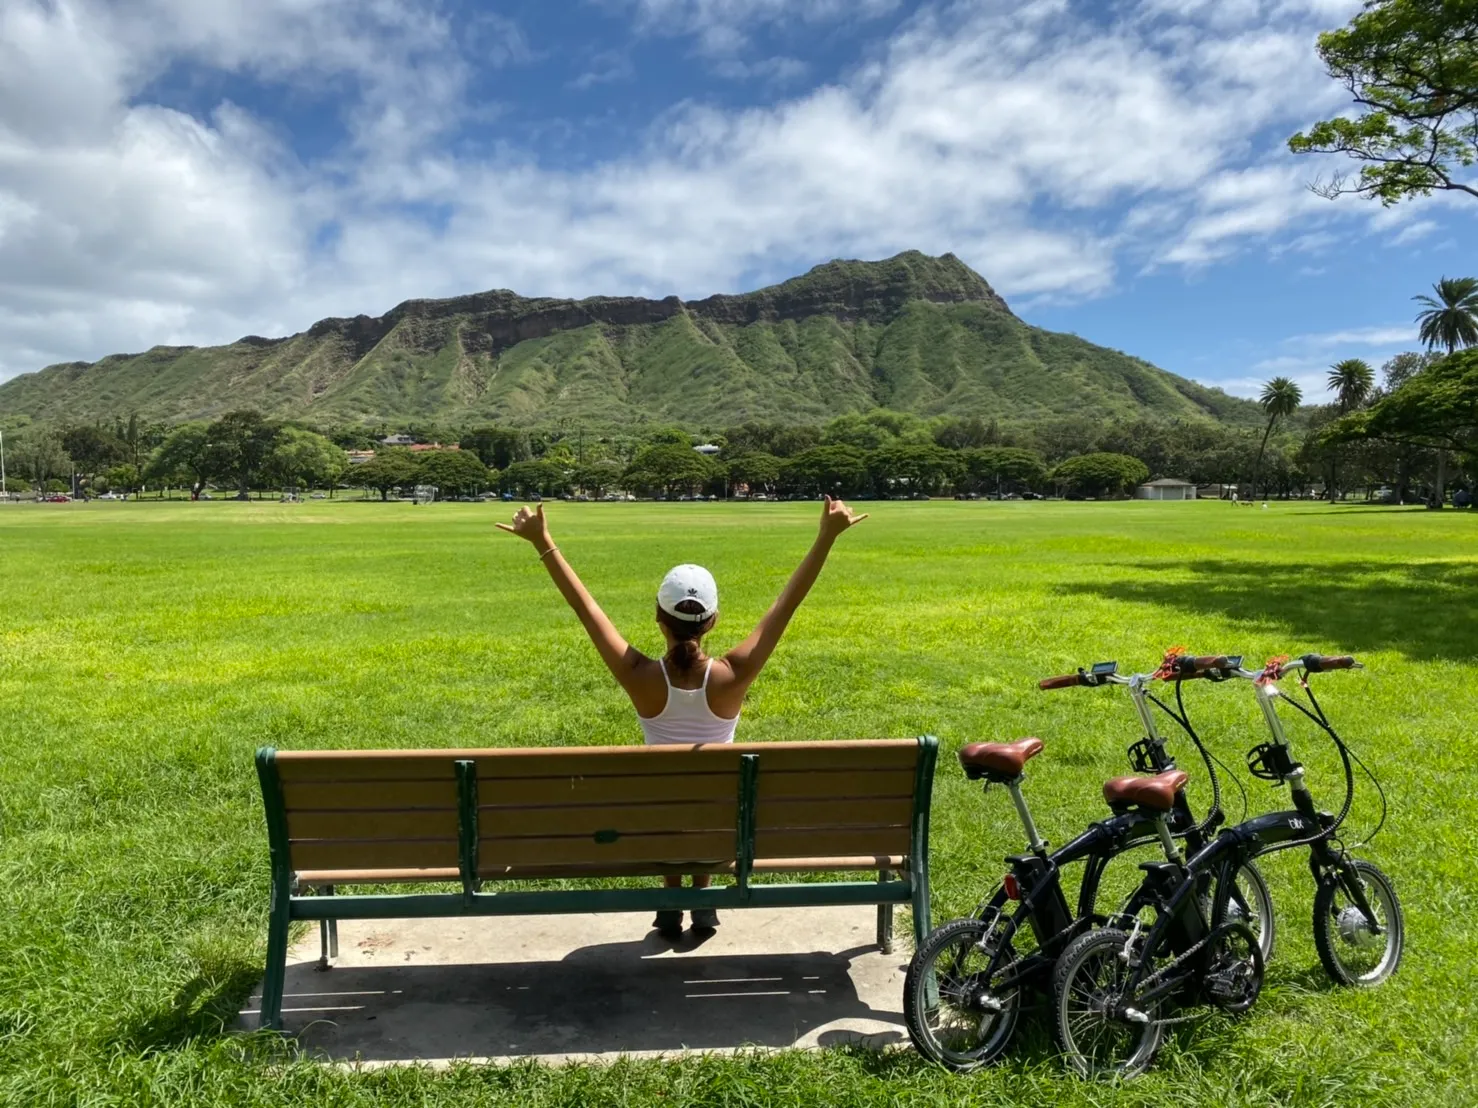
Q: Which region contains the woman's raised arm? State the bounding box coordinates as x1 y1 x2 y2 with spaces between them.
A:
723 496 867 686
497 503 644 681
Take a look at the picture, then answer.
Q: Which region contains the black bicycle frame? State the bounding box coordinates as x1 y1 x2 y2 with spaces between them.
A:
1113 668 1382 1009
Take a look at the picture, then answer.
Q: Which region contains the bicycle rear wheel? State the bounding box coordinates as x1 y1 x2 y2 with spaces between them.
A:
1052 928 1164 1079
904 915 1023 1070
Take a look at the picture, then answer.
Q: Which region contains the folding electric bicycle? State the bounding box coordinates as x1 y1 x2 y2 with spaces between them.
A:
1051 653 1404 1078
904 654 1274 1070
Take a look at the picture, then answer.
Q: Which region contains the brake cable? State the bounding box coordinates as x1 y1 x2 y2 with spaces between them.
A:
1175 675 1249 824
1295 675 1388 848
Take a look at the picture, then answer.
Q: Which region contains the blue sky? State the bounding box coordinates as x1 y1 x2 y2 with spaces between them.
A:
1 0 1473 401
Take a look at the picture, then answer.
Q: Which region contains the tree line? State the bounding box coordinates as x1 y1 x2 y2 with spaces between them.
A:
3 336 1471 504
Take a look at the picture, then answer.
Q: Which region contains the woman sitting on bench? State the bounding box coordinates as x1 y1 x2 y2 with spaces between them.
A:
497 495 868 937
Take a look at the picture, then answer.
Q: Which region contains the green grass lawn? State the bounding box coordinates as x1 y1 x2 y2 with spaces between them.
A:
2 499 1475 1106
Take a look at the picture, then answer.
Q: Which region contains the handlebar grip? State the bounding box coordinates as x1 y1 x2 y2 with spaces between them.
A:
1189 655 1233 671
1039 674 1082 690
1304 654 1356 672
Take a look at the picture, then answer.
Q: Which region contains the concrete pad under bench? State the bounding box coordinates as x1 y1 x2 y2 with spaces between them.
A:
239 905 909 1065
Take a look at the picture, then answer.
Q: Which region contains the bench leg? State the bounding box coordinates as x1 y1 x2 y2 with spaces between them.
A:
910 871 931 952
317 885 338 970
260 876 291 1032
876 869 894 954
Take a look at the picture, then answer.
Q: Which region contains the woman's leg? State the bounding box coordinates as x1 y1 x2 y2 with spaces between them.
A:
654 876 684 936
690 874 718 931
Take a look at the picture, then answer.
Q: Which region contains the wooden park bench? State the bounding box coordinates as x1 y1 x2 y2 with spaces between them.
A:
253 737 939 1031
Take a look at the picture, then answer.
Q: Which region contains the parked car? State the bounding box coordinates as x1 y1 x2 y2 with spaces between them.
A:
43 494 71 503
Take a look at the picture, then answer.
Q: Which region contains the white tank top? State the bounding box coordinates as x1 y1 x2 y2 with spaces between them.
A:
638 658 740 746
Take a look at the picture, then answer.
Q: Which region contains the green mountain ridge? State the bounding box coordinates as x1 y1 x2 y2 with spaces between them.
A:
0 251 1259 428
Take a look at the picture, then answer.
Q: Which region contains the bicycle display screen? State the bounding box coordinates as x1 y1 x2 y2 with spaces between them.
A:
1091 661 1117 676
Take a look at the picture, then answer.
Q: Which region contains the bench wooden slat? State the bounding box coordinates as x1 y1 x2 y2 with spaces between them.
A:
477 768 912 806
754 797 913 830
478 772 737 806
754 827 912 858
282 780 457 811
480 801 737 837
287 809 460 840
295 855 907 886
478 830 735 869
297 868 462 884
754 769 913 800
290 839 460 871
273 741 919 782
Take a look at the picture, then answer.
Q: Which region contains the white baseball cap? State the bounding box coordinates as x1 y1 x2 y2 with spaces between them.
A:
657 564 718 622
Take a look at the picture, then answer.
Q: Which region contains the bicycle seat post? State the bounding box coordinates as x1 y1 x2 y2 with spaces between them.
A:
1152 812 1183 864
1005 773 1046 854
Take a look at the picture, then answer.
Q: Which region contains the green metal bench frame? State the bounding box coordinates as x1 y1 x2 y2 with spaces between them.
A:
254 736 938 1031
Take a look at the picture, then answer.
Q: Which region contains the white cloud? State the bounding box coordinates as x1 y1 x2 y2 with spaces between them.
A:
1286 325 1419 349
0 0 1451 388
615 0 901 55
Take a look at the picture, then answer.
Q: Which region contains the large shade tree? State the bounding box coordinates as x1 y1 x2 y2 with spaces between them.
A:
1289 0 1478 204
416 448 493 497
1326 349 1478 508
1051 452 1149 499
204 410 281 500
145 423 212 499
354 448 420 501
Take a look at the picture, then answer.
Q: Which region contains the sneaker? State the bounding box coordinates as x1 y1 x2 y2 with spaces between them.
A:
653 910 683 938
690 908 720 933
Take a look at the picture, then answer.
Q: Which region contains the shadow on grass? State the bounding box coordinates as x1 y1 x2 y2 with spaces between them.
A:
1062 559 1478 663
113 963 264 1054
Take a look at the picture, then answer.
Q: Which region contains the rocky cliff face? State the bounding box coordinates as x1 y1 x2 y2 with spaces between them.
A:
289 250 1010 361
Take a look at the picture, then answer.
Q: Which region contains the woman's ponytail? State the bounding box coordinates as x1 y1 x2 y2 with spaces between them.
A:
657 599 714 674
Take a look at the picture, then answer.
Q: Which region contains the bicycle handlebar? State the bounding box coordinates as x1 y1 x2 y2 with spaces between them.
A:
1226 653 1363 681
1300 653 1358 673
1038 673 1083 690
1160 654 1241 680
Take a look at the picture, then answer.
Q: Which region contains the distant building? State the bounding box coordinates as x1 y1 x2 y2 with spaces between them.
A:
1137 478 1198 501
693 443 721 455
408 443 459 452
380 434 416 446
346 450 376 466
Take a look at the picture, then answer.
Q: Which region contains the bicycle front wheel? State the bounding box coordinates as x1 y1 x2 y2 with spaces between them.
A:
1212 860 1277 964
1313 858 1404 986
904 916 1023 1070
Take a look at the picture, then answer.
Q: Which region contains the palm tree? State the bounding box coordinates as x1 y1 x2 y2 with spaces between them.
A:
1327 358 1375 413
1412 277 1477 507
1324 359 1374 500
1250 376 1303 499
1414 276 1478 355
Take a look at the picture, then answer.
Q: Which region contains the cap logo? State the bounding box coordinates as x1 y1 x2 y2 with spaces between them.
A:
686 587 698 596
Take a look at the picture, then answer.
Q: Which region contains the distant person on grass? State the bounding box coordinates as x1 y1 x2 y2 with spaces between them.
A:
497 496 868 938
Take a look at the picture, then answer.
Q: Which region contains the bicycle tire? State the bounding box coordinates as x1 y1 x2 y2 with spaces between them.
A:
1052 927 1164 1079
1211 860 1277 963
904 916 1023 1070
1313 858 1404 986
